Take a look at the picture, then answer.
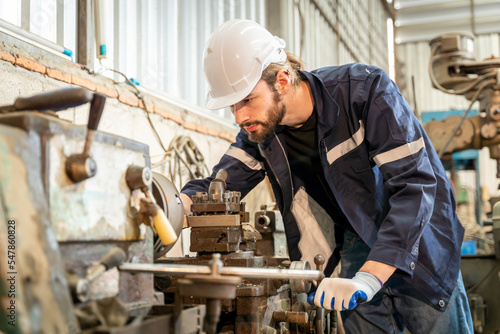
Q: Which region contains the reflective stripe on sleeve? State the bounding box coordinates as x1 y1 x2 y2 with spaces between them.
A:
225 146 264 170
373 137 425 167
326 121 365 165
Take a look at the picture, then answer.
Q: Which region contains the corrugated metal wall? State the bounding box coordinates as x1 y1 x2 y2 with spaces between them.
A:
277 0 390 73
106 0 267 119
106 0 391 119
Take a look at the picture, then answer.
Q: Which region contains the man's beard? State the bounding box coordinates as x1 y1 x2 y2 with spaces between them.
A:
241 91 285 143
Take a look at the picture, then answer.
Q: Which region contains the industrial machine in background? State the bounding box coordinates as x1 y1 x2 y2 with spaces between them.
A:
426 32 500 169
0 88 329 334
427 32 500 334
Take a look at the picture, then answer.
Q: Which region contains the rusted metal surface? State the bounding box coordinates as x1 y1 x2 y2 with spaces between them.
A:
153 182 322 333
189 223 262 253
85 267 120 300
0 112 150 242
0 110 158 311
188 214 241 227
151 253 317 333
190 226 244 252
0 123 79 333
255 210 289 266
59 234 156 307
87 305 206 334
191 202 242 213
273 310 308 324
49 133 147 241
0 110 225 333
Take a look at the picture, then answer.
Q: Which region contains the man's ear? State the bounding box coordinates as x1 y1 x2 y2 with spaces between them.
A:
275 69 291 94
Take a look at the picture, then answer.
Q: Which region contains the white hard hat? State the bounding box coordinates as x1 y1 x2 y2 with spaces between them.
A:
203 19 287 110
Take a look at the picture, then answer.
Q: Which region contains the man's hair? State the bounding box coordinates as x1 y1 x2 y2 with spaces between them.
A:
261 53 305 89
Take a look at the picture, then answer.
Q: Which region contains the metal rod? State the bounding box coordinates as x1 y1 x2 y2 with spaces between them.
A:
119 263 324 280
0 18 73 59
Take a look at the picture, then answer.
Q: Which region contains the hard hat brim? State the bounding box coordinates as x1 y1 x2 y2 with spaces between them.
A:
204 79 257 110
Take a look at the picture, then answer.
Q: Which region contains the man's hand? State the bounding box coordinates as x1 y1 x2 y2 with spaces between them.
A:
308 272 383 311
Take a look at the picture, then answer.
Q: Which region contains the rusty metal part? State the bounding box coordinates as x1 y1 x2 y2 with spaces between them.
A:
120 262 324 280
0 112 151 242
126 165 153 190
191 202 243 213
190 226 244 252
75 304 206 333
288 302 314 334
189 223 261 253
273 310 308 324
60 237 157 309
177 273 241 333
65 150 97 182
254 210 289 266
157 251 266 269
176 254 242 334
178 275 241 299
67 247 127 302
188 214 241 227
154 251 322 333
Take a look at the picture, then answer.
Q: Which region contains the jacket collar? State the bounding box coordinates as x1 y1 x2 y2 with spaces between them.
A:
299 70 340 138
257 69 340 150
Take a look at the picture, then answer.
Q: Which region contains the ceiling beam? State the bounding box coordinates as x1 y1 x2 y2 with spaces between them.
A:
394 0 500 43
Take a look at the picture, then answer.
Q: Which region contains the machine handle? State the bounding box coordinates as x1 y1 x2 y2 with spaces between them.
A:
13 87 93 111
87 93 106 130
100 247 127 270
152 206 178 246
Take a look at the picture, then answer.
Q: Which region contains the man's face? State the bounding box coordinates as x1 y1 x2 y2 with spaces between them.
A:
231 80 286 143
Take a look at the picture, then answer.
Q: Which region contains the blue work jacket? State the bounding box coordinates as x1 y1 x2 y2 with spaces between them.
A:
181 63 464 311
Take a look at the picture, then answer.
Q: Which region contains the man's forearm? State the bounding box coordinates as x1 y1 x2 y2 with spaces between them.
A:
359 260 396 284
179 193 193 215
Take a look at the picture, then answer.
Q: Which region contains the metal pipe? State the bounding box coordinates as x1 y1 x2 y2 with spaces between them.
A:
0 18 73 59
119 263 324 280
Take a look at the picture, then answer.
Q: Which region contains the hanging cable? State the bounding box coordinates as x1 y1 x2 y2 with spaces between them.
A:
90 61 210 187
437 78 496 158
96 59 169 153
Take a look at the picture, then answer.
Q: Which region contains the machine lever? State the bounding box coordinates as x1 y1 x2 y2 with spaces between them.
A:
87 92 106 131
126 166 178 246
10 87 93 112
65 93 106 183
67 247 126 303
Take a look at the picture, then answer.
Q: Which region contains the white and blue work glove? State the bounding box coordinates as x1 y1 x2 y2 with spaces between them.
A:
307 271 383 311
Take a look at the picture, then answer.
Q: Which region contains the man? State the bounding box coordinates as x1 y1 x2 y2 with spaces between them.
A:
179 19 473 333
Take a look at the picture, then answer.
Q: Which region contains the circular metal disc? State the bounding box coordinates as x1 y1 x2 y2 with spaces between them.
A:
290 260 312 293
151 171 185 258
